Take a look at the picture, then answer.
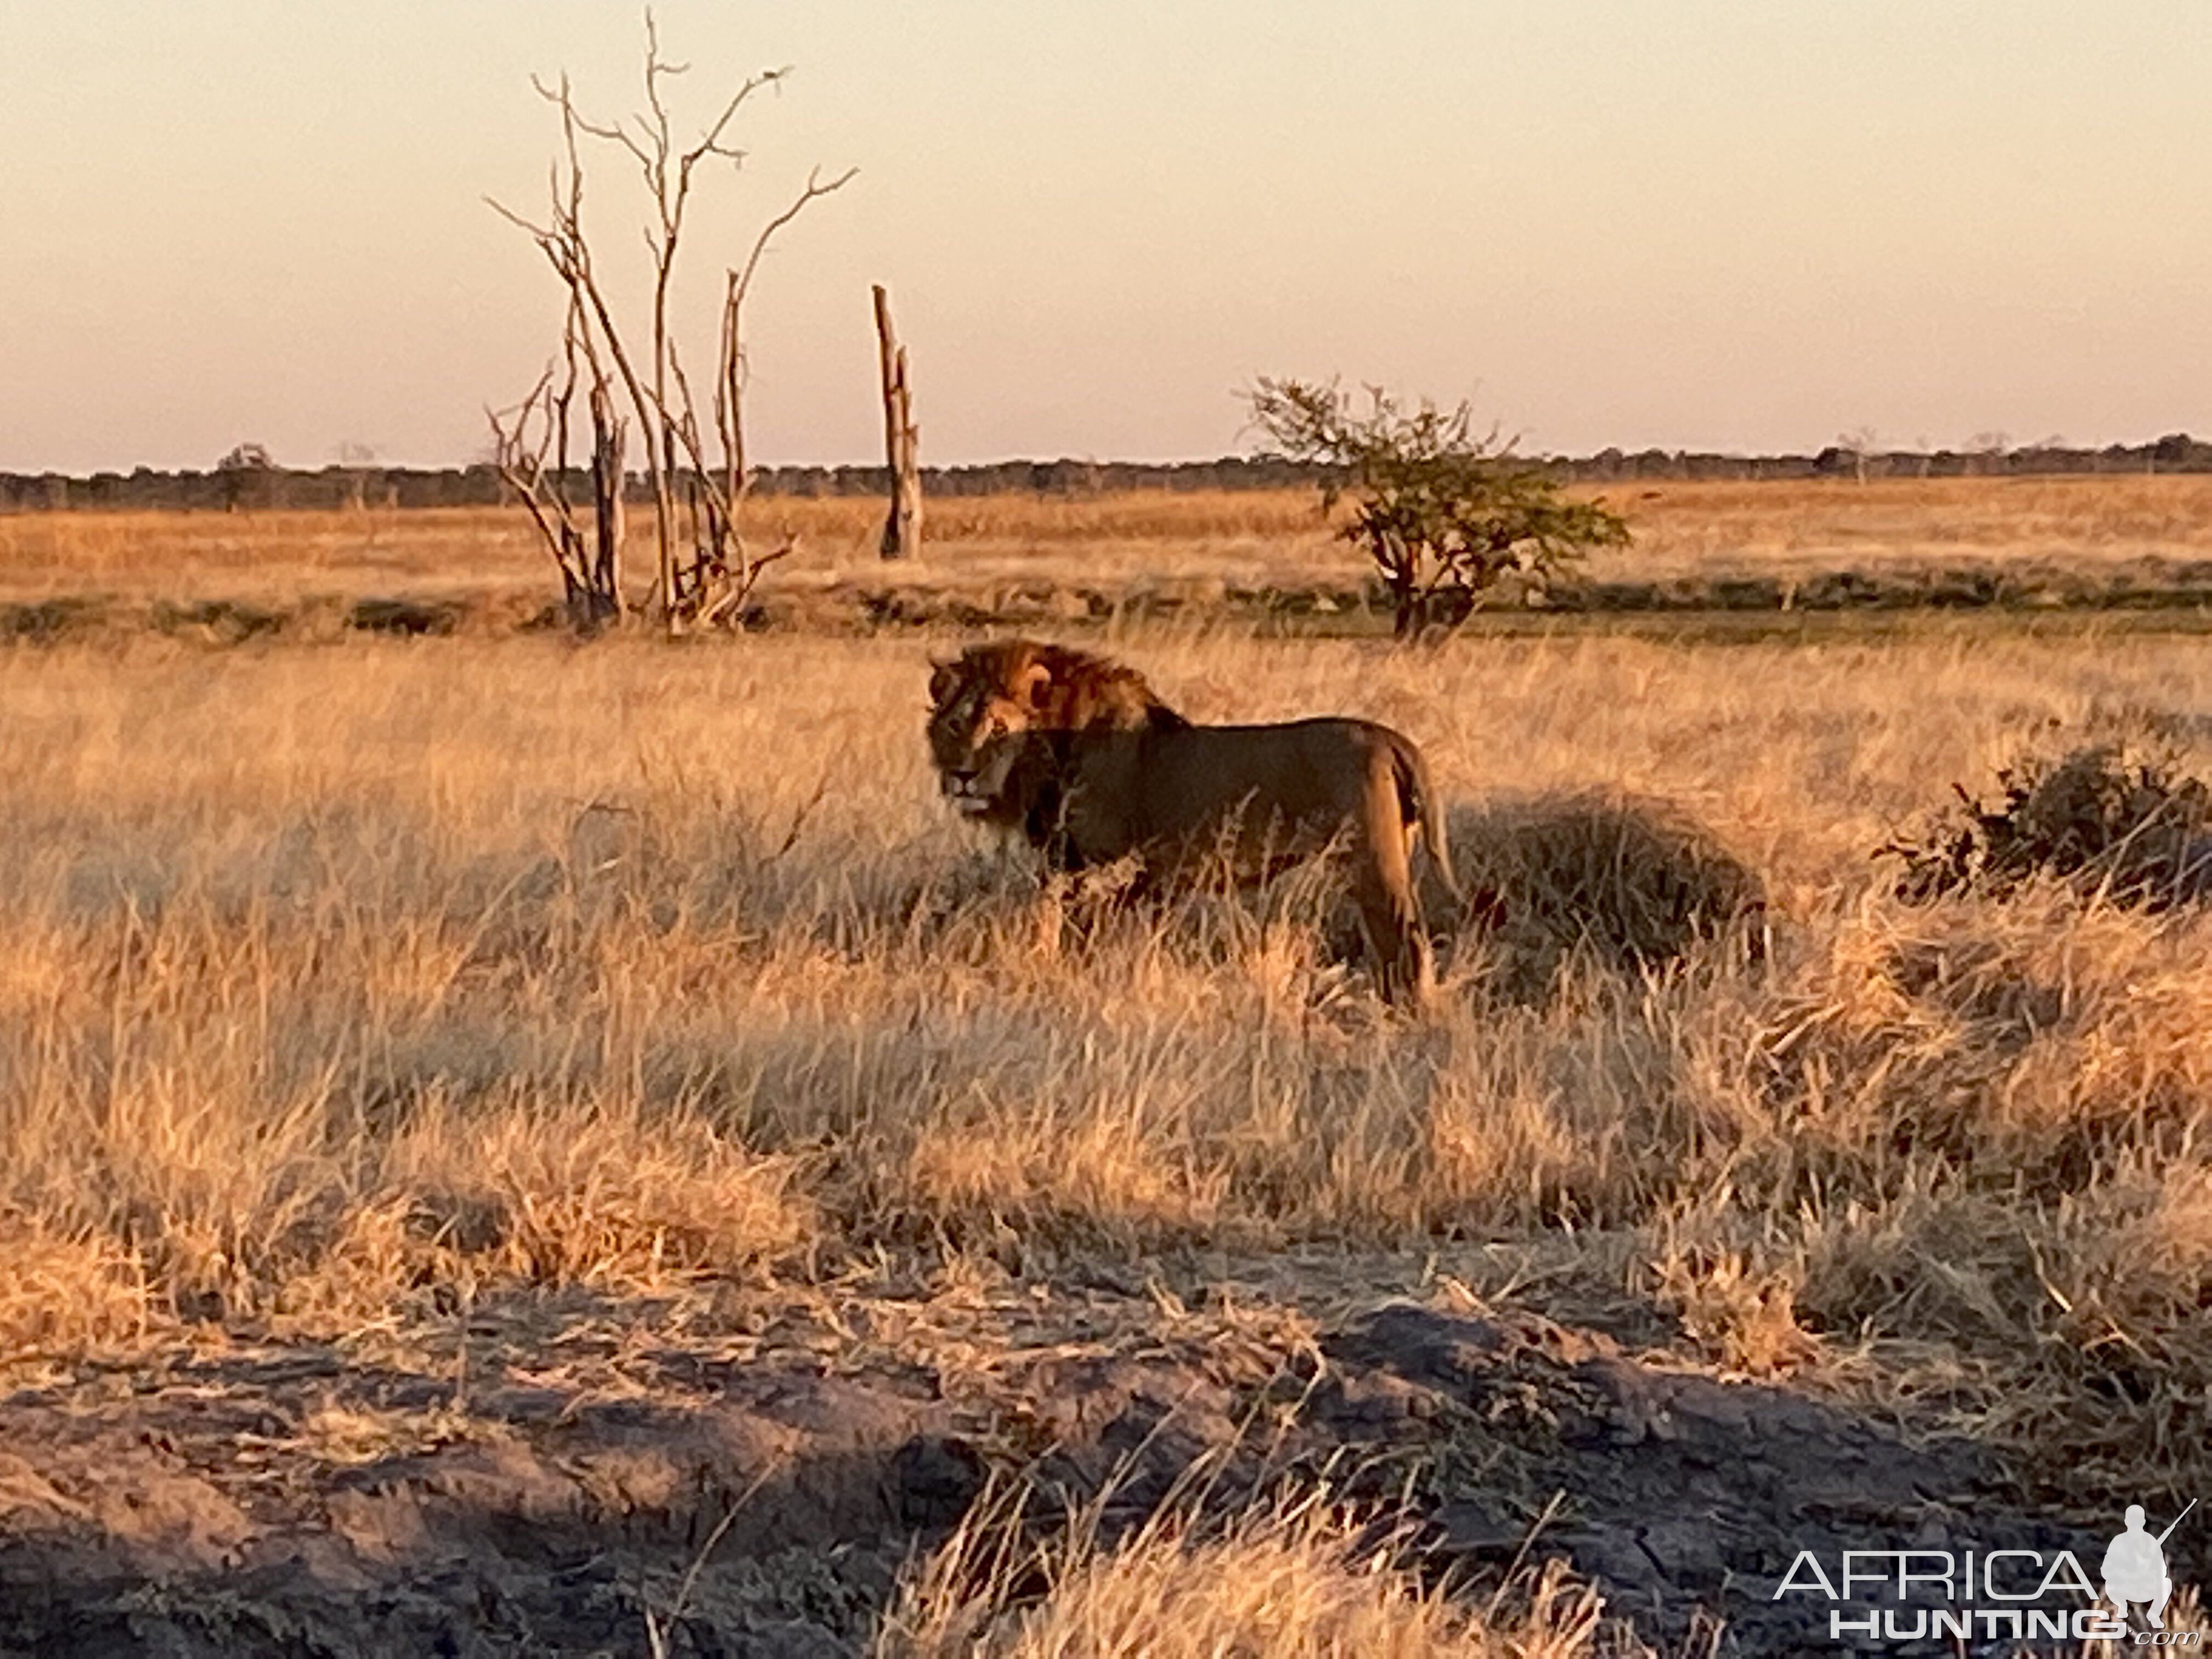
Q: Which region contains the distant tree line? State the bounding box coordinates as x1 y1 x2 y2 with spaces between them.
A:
8 433 2212 512
1570 430 2212 483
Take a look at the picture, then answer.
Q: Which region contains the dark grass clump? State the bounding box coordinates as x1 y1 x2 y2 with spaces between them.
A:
1883 743 2212 910
1421 794 1765 998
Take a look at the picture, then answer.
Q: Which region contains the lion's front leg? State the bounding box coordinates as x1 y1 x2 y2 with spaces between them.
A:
1031 857 1149 961
1029 870 1069 960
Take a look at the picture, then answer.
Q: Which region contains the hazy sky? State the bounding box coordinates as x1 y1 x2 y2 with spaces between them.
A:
3 2 2207 471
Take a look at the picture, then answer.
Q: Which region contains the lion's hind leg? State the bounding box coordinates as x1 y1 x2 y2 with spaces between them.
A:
1353 754 1437 1009
1355 881 1435 1009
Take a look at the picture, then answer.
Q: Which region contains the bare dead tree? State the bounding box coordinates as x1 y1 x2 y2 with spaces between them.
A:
334 439 383 514
487 290 627 630
1837 425 1882 486
488 15 853 633
873 283 922 560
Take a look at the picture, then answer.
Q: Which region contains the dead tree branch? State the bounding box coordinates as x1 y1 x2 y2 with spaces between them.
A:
487 17 851 633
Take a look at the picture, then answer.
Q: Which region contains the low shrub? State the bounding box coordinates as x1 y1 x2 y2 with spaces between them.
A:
1884 742 2212 908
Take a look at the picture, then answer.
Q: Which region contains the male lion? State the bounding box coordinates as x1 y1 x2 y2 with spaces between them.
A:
926 639 1460 1005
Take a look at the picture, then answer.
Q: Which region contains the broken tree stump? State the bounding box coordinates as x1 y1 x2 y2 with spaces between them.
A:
873 283 922 561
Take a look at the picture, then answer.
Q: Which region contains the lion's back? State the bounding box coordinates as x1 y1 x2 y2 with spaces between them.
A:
1069 717 1412 860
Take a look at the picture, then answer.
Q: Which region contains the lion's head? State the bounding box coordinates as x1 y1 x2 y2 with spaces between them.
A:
926 639 1183 825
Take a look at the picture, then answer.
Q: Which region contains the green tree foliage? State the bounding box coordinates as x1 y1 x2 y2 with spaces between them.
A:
1247 379 1630 639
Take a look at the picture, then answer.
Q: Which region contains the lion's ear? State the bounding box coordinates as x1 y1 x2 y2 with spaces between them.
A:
927 660 957 705
1015 660 1053 712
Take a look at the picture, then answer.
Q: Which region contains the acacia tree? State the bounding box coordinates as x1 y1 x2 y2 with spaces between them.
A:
1247 379 1629 639
215 443 278 513
488 16 854 633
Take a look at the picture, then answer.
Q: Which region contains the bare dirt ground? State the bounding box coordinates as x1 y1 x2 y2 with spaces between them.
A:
0 1259 2100 1657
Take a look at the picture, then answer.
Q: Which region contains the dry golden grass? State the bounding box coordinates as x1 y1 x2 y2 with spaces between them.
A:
881 1485 1610 1658
0 495 1343 604
5 474 2212 606
1604 474 2212 576
2 620 2210 1526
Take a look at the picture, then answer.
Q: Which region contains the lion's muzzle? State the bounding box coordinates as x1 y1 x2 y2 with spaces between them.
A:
938 766 995 814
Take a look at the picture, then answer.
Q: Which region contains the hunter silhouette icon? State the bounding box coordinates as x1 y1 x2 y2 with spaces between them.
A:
2104 1499 2197 1629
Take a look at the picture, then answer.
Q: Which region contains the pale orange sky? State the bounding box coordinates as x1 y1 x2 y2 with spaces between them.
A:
3 2 2207 471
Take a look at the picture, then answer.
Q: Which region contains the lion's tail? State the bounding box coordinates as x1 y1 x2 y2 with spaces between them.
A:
1391 736 1463 902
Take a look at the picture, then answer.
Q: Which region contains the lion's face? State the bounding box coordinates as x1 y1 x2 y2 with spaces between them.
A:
927 654 1049 819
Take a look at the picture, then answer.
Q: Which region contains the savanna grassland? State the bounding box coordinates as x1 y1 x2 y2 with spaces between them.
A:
8 474 2212 618
2 482 2210 1655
